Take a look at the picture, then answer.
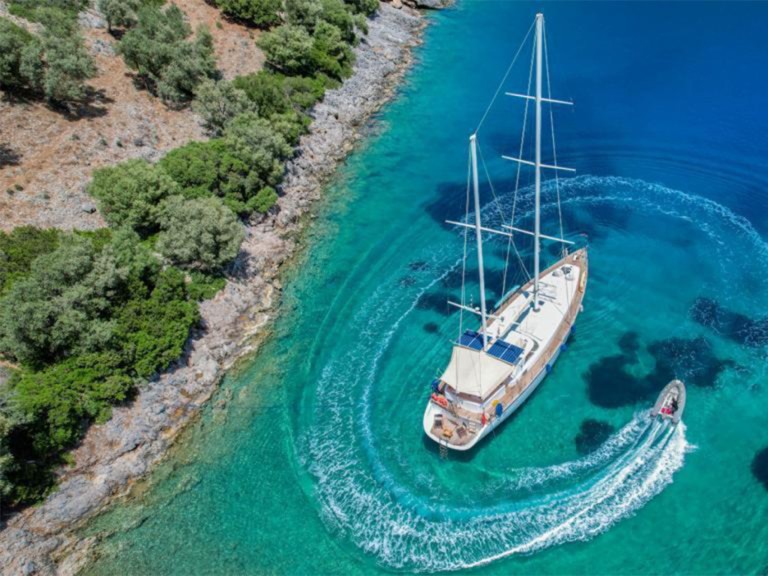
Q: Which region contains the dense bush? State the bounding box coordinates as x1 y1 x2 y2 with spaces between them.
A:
0 237 125 367
0 17 95 105
113 267 199 378
214 0 281 28
0 229 206 503
98 0 141 31
157 196 244 272
257 24 314 77
159 112 290 215
0 226 60 293
344 0 379 16
0 18 35 90
192 79 257 136
87 159 181 235
159 140 249 212
7 0 87 23
225 112 293 192
33 24 96 104
119 5 216 105
286 0 356 43
232 71 328 118
258 21 353 80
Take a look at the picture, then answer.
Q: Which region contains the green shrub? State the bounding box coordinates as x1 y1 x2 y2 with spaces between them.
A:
344 0 378 16
286 0 355 43
157 196 244 272
159 139 251 213
214 0 281 28
225 112 292 180
12 352 133 451
0 226 60 293
0 18 35 90
98 0 142 31
36 26 96 104
119 5 216 105
114 267 199 378
309 20 354 79
267 110 308 146
0 237 130 367
7 0 87 24
258 22 353 80
257 24 314 77
232 71 328 118
0 228 203 504
186 270 227 301
88 159 181 235
251 186 278 213
0 17 95 105
192 79 257 137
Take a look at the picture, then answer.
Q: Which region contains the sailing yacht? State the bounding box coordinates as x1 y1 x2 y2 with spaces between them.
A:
423 14 588 451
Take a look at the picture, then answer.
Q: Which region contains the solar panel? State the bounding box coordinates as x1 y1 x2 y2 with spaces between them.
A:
487 340 524 364
458 330 484 350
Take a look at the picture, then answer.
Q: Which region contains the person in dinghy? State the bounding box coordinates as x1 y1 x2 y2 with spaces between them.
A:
651 379 686 426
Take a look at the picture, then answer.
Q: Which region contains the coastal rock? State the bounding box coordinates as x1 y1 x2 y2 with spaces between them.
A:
0 4 425 574
404 0 451 9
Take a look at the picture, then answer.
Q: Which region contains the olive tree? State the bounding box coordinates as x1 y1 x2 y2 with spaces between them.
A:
98 0 141 32
156 196 244 272
87 159 181 235
192 79 257 136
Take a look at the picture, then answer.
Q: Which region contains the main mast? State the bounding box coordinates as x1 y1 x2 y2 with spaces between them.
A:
533 12 543 312
470 134 488 348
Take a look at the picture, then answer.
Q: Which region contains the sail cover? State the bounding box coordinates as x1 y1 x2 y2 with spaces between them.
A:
440 345 513 399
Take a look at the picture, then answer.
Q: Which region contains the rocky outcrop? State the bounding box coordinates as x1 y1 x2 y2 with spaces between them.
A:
0 4 425 574
384 0 452 10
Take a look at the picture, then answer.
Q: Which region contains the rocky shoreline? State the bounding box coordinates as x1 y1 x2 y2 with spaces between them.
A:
0 4 428 574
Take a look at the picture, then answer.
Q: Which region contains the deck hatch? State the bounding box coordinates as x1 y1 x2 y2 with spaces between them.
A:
487 340 524 364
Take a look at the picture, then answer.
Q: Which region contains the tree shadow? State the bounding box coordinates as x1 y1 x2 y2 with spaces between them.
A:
2 86 113 120
0 143 22 168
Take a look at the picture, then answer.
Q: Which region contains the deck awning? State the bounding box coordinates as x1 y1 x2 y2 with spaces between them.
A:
440 345 513 399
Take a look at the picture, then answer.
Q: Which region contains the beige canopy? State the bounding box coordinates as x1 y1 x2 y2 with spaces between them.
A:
440 345 513 399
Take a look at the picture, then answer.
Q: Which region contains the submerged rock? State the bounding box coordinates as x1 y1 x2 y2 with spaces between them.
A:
752 446 768 491
574 419 615 455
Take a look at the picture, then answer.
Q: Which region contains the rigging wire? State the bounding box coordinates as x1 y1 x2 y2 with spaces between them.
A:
458 143 472 339
474 19 535 136
544 20 571 317
543 20 566 254
507 37 538 289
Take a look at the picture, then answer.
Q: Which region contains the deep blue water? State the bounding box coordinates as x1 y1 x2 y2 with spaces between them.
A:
84 2 768 574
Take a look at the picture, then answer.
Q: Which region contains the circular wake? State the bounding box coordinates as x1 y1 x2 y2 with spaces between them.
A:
298 176 765 571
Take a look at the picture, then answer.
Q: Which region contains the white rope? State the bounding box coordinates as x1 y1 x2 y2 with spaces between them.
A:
474 19 535 136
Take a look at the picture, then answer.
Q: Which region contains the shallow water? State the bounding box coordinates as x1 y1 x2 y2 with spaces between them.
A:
84 2 768 574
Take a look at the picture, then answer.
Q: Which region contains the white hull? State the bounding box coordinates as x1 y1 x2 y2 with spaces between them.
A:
423 249 587 451
424 343 564 451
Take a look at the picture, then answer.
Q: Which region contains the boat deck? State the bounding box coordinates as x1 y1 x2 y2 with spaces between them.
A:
426 250 588 446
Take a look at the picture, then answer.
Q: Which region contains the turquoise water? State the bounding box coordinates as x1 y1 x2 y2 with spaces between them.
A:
84 2 768 574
